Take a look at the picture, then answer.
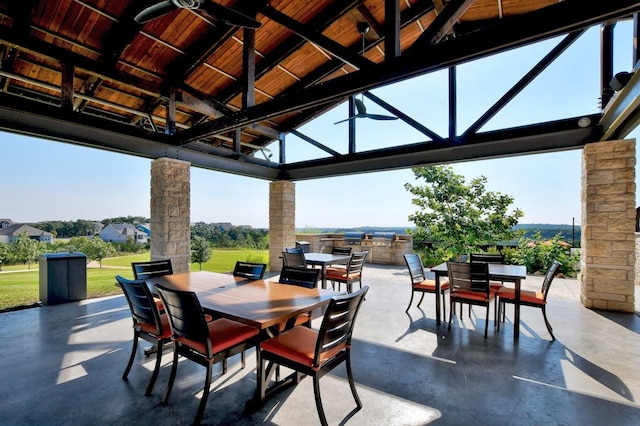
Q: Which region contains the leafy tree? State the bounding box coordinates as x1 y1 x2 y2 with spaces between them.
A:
12 231 45 269
191 236 212 271
0 243 14 270
70 236 116 267
513 231 580 276
405 165 523 262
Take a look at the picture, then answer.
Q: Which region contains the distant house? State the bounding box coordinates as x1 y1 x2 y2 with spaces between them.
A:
211 222 234 232
135 223 151 237
99 223 148 244
0 220 54 244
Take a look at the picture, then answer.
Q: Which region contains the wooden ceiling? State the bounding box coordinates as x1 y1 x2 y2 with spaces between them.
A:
0 0 637 180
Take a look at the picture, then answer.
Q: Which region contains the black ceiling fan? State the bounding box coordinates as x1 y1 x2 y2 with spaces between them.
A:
134 0 261 29
333 97 398 124
334 23 397 125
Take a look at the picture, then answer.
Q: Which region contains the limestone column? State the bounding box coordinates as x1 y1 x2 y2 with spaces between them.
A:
580 139 636 312
269 181 295 272
150 158 191 273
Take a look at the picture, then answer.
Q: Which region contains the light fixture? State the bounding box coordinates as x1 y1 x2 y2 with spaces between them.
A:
609 71 633 91
577 117 591 128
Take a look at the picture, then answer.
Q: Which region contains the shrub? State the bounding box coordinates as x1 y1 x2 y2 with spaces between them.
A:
513 232 579 276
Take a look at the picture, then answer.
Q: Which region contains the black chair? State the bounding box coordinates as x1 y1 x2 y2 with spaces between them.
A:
281 251 307 268
131 259 173 280
326 251 368 293
259 286 369 426
325 246 353 273
279 265 320 289
232 261 267 280
116 275 172 396
447 261 498 338
498 260 562 340
468 253 505 315
155 284 261 425
403 253 450 320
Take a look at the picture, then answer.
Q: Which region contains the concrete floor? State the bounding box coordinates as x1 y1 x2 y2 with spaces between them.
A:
1 264 640 425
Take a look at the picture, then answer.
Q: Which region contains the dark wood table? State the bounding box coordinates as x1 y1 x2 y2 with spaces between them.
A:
145 271 343 409
304 252 352 289
430 262 527 340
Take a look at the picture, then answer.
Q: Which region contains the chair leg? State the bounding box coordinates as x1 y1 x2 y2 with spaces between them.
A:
345 350 363 410
194 362 213 425
313 375 328 426
542 306 555 340
241 350 246 369
416 292 425 308
448 298 454 330
162 346 180 404
405 291 415 312
441 292 447 323
223 359 227 374
497 302 501 331
122 331 138 381
145 341 163 396
484 305 489 339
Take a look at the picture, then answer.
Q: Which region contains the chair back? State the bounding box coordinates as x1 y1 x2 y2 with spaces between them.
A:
155 285 212 357
284 247 304 254
447 261 490 295
541 260 562 300
331 246 352 256
314 286 369 367
233 261 267 280
403 253 426 284
346 251 368 275
131 259 173 280
282 251 307 268
470 253 505 264
279 266 320 289
116 275 164 336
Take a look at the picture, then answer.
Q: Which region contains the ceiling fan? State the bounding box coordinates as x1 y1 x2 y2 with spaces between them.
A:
333 97 398 124
134 0 261 29
334 23 397 125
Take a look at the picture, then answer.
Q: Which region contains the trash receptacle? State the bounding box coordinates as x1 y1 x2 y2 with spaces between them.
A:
295 241 310 253
39 252 87 305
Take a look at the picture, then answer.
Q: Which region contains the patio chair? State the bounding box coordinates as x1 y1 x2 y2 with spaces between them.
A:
403 253 450 320
275 266 322 332
116 275 172 396
131 259 174 280
326 251 368 293
325 246 353 274
497 260 562 340
259 286 369 426
232 261 266 280
468 253 505 315
155 284 261 425
281 251 307 268
447 261 498 338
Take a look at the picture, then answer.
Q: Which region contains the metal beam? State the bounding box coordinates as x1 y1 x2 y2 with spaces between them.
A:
410 0 476 49
600 62 640 139
282 115 604 180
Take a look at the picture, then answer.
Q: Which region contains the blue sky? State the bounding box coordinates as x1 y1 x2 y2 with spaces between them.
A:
1 22 638 229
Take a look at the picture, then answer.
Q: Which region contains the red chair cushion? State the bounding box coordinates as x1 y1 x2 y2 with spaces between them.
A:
451 288 497 302
137 313 172 339
498 287 544 305
489 281 503 291
177 318 259 356
413 279 450 291
261 326 346 369
325 270 360 280
325 266 346 274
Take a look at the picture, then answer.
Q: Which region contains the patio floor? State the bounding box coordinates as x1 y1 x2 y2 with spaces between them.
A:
1 264 640 425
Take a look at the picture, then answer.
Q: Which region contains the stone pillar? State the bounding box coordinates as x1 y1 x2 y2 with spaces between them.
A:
269 181 295 272
150 158 191 273
580 139 636 312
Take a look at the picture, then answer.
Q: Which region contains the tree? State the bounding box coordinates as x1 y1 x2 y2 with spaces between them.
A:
405 165 523 262
71 236 116 267
191 236 212 271
12 231 45 269
0 243 14 270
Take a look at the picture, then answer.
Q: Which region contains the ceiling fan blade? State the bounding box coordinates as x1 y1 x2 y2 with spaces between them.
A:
199 2 261 28
134 1 177 24
333 116 358 125
365 113 398 121
354 98 367 115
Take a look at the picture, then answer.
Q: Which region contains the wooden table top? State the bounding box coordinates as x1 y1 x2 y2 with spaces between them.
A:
146 271 342 329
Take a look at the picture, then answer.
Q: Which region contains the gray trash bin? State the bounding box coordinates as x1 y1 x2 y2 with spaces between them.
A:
39 252 87 305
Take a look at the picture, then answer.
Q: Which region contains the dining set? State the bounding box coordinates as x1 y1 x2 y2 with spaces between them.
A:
117 258 368 425
403 253 562 341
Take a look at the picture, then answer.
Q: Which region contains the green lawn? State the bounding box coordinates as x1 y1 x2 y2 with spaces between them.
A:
0 249 269 312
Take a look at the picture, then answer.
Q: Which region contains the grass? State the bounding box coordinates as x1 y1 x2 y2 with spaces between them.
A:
0 248 269 312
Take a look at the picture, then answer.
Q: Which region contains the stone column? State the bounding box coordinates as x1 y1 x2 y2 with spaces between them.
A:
580 139 636 312
269 181 295 272
150 158 191 273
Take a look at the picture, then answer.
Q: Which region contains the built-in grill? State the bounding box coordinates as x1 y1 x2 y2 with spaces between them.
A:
372 232 397 247
343 231 365 245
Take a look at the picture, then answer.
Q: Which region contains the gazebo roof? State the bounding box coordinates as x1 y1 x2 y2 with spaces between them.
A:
0 1 637 180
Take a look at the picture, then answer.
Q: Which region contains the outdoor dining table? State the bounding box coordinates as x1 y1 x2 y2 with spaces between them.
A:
430 262 527 340
304 252 352 289
144 271 343 408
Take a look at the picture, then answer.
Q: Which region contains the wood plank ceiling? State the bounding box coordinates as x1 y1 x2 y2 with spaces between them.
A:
0 0 637 180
